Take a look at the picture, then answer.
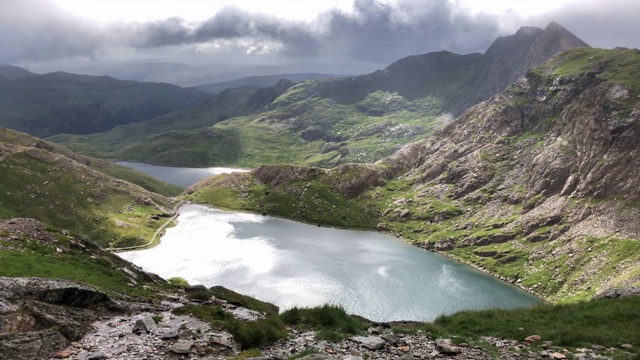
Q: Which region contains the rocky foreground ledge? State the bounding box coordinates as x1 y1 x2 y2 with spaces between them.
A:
1 276 635 360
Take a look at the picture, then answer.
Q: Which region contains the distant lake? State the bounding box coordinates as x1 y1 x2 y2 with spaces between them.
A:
120 204 542 322
117 161 248 188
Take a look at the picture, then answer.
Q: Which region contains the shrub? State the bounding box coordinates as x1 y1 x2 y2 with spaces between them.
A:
281 304 364 337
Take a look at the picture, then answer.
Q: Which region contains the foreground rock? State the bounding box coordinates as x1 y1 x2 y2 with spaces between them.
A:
0 277 128 360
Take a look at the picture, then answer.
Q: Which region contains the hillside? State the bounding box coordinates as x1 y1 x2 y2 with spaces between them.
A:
0 70 210 137
183 47 640 302
53 22 588 168
0 128 180 248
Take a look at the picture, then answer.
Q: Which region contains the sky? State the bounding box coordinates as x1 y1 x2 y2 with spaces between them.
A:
1 0 639 79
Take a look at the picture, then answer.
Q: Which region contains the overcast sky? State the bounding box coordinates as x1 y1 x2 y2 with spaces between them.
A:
2 0 639 77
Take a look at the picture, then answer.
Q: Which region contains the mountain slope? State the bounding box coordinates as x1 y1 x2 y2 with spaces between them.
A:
0 128 179 248
184 47 640 302
53 22 589 168
0 70 211 137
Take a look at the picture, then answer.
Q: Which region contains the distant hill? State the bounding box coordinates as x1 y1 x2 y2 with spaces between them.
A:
55 22 589 168
0 64 37 82
194 73 347 95
0 70 211 137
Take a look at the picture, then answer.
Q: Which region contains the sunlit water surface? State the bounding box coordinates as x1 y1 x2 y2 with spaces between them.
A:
120 204 541 322
117 161 247 188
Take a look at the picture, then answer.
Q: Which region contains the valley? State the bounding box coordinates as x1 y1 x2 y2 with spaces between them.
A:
0 17 638 360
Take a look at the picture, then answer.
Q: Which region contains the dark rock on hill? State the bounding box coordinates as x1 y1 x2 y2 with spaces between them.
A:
0 69 211 137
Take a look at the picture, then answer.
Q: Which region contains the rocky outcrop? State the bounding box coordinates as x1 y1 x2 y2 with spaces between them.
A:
594 287 640 299
0 277 126 360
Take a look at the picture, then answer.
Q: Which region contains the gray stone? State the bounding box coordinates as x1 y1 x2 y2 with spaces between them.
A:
169 339 193 354
210 334 235 348
594 287 640 299
159 330 179 339
349 336 386 350
435 338 462 354
620 344 634 350
298 355 334 360
0 330 69 360
381 334 401 345
88 351 108 359
133 317 156 334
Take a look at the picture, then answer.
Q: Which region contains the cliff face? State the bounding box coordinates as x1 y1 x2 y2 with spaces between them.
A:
188 47 640 301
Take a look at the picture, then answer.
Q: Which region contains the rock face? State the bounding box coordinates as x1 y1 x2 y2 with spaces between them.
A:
594 287 640 299
0 277 125 360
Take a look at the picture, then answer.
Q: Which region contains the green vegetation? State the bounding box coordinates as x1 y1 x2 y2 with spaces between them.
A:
281 304 367 340
425 297 640 352
54 83 448 168
0 225 169 297
0 129 176 248
173 301 286 349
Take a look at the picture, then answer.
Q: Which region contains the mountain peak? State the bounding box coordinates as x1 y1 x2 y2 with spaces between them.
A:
541 21 590 50
459 21 589 111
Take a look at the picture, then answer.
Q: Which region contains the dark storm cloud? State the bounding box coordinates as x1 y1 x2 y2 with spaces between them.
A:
2 0 640 67
0 0 502 65
0 0 106 63
315 0 500 61
125 0 500 62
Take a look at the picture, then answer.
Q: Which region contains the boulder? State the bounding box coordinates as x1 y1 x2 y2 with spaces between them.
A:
435 338 462 354
0 330 68 360
169 339 194 354
594 287 640 299
349 336 386 350
524 335 542 343
133 317 157 334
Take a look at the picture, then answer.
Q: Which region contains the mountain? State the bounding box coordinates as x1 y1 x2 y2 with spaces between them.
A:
194 73 347 95
0 70 211 137
313 21 589 111
184 47 640 302
53 22 589 168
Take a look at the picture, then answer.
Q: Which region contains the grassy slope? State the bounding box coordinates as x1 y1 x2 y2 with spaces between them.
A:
0 128 181 196
0 222 172 297
0 128 177 248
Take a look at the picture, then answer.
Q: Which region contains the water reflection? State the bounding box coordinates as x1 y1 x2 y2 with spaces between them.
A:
120 204 541 322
